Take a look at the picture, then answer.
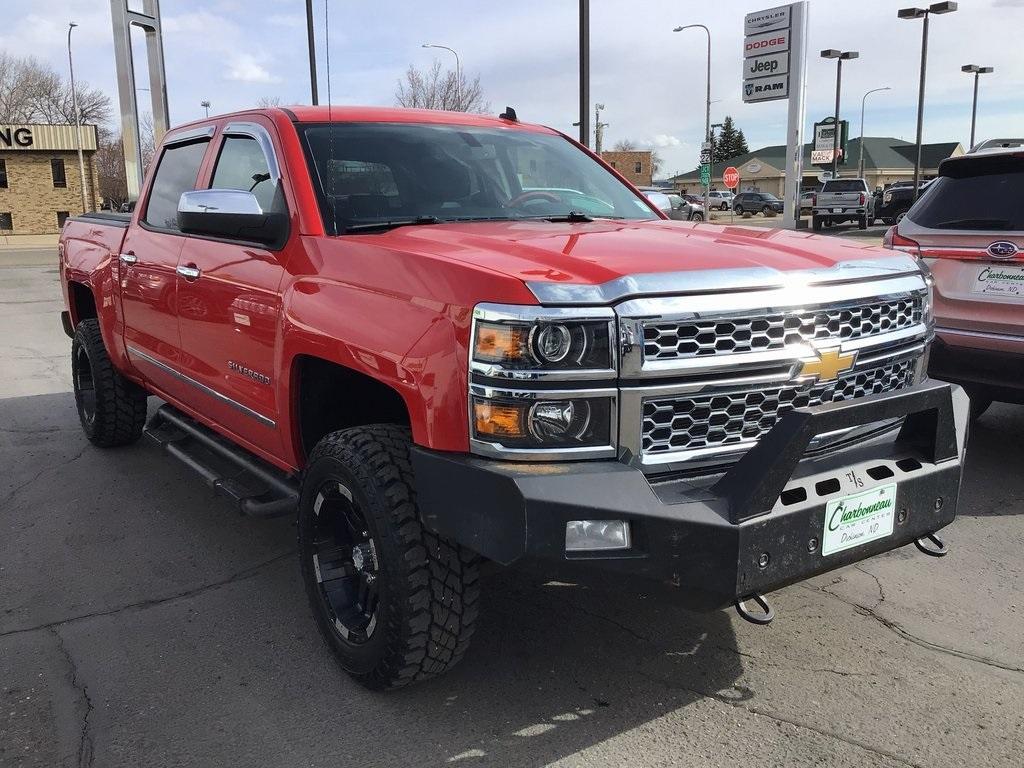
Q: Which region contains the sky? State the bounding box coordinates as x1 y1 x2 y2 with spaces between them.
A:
4 0 1024 178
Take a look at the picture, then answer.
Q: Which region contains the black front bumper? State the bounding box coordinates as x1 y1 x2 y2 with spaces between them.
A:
412 382 969 611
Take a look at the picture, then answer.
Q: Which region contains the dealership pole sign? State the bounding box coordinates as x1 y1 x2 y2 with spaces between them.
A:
742 3 808 230
811 117 849 166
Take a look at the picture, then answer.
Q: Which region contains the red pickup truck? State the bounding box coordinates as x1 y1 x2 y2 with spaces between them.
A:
59 106 968 690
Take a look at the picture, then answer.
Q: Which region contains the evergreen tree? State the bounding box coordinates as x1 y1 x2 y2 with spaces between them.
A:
712 116 749 163
735 129 749 156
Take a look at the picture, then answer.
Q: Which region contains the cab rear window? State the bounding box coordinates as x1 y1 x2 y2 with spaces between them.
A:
909 156 1024 231
821 180 865 192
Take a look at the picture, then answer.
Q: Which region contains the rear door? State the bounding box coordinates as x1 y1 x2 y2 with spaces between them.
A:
175 120 289 453
120 129 214 398
901 153 1024 336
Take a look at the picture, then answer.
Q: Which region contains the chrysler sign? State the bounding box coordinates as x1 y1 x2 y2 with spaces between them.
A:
744 4 791 35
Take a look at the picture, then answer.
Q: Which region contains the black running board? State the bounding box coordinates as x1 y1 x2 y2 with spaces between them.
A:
144 405 299 518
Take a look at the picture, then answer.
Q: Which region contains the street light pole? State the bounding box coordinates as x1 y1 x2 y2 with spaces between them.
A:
674 24 711 216
422 43 461 110
579 0 590 147
67 22 89 214
961 64 993 149
305 0 318 105
200 100 210 118
820 49 859 180
858 86 891 179
594 103 607 154
899 3 958 201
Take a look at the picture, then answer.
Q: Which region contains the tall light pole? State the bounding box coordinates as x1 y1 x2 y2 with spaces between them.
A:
899 2 958 200
66 22 89 214
820 49 859 180
961 64 993 150
579 0 589 146
305 0 318 105
200 100 211 118
858 86 891 179
674 24 711 215
422 43 461 110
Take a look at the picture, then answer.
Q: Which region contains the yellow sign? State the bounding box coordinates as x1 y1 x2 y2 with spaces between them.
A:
798 347 857 382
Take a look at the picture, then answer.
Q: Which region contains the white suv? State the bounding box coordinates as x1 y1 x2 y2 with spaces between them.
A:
707 190 731 210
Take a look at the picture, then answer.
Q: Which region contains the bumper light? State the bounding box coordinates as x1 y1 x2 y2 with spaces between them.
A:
565 520 631 552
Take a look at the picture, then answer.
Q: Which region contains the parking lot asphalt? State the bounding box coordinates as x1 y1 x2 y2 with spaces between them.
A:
2 252 1022 768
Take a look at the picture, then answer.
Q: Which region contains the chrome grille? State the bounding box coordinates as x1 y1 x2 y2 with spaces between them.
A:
643 296 923 361
641 360 915 456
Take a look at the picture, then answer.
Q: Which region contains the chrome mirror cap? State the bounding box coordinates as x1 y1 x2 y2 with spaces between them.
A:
177 189 264 216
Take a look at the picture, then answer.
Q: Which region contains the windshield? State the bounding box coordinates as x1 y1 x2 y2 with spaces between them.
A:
909 157 1024 231
300 122 659 233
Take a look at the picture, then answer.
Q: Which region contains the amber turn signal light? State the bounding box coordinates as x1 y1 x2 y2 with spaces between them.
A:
473 402 525 438
473 323 527 363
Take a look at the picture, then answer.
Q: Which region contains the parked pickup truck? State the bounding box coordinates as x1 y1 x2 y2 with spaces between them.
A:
813 178 874 230
59 106 968 690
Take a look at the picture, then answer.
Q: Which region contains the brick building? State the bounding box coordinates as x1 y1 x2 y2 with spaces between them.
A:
0 124 100 236
601 150 653 187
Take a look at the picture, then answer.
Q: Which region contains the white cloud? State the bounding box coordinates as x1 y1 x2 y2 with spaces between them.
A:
649 134 682 148
226 54 282 84
268 14 305 28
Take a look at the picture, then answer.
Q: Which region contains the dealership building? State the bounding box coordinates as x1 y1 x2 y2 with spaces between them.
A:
0 124 100 237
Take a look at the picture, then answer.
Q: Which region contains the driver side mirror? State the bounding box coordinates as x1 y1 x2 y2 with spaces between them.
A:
177 189 286 246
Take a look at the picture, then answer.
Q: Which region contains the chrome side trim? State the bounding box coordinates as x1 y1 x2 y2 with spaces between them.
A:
935 326 1024 343
527 255 923 305
163 125 216 145
127 345 276 429
223 121 281 185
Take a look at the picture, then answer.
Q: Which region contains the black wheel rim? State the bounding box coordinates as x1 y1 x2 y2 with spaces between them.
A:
72 343 96 426
310 479 379 645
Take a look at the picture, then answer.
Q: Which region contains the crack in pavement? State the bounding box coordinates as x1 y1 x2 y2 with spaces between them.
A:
0 550 294 640
808 580 1024 675
51 626 94 768
0 445 87 510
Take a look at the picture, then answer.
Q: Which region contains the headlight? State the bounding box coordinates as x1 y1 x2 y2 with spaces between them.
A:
470 304 617 459
471 304 615 374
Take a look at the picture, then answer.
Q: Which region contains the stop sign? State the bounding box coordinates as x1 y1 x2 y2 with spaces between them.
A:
723 166 740 189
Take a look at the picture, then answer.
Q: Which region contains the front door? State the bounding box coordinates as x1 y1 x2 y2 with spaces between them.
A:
175 125 287 454
120 136 212 400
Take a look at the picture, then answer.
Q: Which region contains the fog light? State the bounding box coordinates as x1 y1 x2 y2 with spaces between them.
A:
565 520 631 552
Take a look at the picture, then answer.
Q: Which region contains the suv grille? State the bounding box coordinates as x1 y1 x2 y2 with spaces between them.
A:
643 297 923 361
641 360 915 456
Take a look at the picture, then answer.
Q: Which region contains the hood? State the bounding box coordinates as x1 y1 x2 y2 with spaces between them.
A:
346 219 903 295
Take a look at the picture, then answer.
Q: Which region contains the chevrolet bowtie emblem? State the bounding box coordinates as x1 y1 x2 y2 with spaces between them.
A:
798 347 858 382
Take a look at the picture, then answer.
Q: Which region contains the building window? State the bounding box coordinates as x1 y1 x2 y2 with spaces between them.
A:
0 212 12 231
51 158 67 188
57 211 71 229
634 161 643 174
609 161 617 169
0 159 7 188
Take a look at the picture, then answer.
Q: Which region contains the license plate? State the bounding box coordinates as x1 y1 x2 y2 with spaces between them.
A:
972 264 1024 298
833 207 843 213
822 483 896 556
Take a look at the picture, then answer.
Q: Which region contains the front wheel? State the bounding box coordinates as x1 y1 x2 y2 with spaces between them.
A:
733 205 744 216
298 425 480 690
72 318 148 447
690 212 704 222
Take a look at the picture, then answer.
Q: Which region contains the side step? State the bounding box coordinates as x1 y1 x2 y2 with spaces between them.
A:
144 405 299 518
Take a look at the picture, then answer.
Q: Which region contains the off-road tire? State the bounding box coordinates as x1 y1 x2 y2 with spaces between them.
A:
812 215 823 231
298 425 480 690
71 319 148 447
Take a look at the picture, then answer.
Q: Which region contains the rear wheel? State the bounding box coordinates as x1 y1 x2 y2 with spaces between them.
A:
71 319 147 447
858 215 868 230
812 215 823 231
298 425 480 690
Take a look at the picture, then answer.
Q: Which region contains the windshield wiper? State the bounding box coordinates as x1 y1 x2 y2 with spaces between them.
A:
341 216 440 233
932 218 1014 230
544 210 594 223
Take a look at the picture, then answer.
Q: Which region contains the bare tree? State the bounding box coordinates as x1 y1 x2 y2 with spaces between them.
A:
139 112 156 173
0 53 111 125
394 60 487 113
95 128 128 211
610 138 663 176
257 96 281 108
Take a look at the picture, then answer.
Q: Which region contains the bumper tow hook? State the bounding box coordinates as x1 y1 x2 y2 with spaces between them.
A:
735 593 775 625
914 532 948 557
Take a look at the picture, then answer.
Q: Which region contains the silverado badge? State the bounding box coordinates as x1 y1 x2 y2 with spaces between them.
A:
797 347 857 382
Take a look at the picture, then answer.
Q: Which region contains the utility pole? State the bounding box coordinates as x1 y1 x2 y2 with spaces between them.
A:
594 103 608 154
579 0 590 146
200 100 210 118
306 0 318 105
67 22 89 214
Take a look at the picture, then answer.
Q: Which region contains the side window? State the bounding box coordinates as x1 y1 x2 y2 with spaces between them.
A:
211 135 281 214
0 159 8 188
143 139 210 230
51 158 67 188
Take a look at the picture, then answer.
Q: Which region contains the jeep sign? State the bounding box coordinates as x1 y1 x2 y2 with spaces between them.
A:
743 29 790 58
744 52 789 79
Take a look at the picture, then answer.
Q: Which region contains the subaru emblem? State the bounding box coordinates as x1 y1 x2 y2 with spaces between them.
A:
987 241 1019 260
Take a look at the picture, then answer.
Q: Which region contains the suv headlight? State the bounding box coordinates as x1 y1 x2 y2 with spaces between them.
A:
469 304 617 459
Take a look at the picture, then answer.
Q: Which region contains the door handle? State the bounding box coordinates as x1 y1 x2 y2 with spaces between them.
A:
119 253 137 264
176 265 201 281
